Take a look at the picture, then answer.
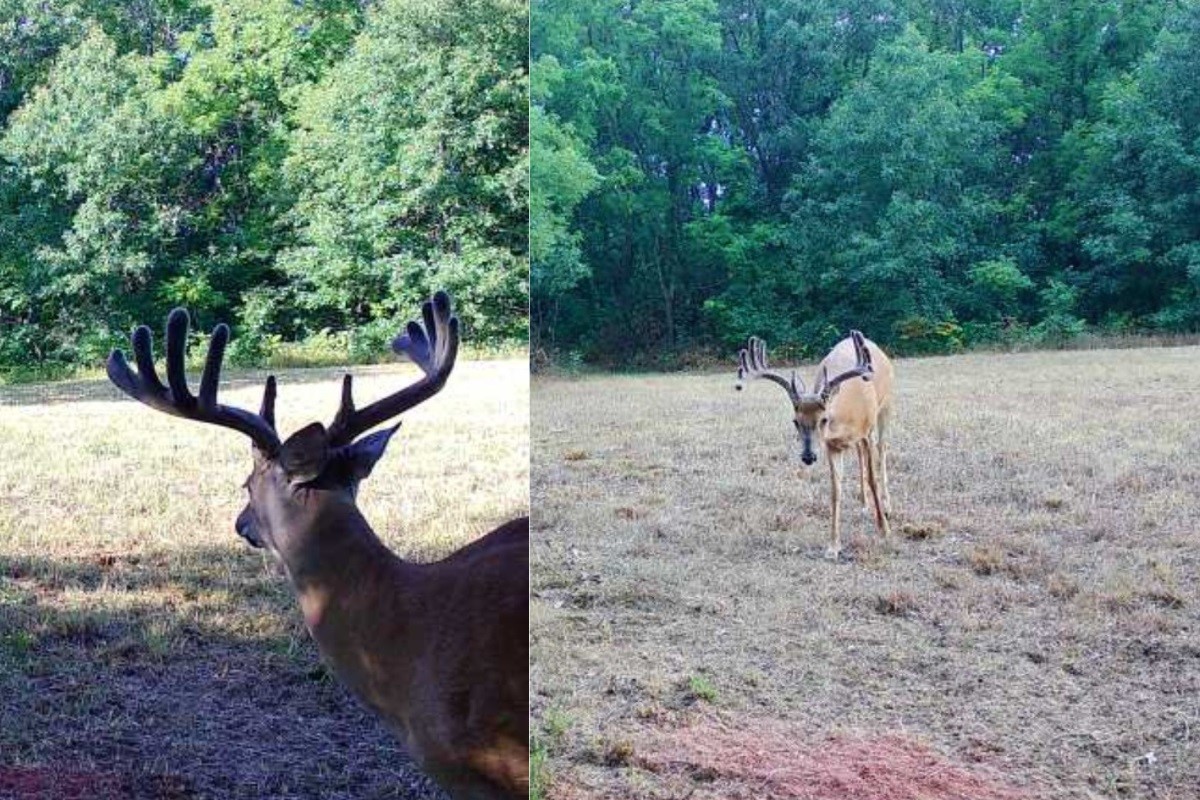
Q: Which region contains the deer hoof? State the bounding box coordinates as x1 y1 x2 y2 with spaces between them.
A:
825 545 842 561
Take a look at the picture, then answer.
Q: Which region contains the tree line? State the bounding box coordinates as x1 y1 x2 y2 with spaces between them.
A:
532 0 1200 365
0 0 528 376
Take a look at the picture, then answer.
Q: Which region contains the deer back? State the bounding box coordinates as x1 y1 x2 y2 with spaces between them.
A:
819 336 893 440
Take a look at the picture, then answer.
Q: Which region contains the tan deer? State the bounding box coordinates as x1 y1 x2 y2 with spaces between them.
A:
736 332 894 559
107 292 528 800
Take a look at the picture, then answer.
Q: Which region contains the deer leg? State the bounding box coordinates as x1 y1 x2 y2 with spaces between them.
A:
424 764 513 800
856 440 870 514
827 448 845 560
864 439 891 539
875 413 892 516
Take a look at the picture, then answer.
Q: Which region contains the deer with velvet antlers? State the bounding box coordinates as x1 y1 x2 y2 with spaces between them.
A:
107 292 528 800
736 332 894 559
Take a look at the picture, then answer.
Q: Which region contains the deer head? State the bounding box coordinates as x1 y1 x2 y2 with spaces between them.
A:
107 292 459 565
735 331 873 465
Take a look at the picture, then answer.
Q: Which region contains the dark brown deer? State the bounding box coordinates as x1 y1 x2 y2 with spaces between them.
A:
107 292 528 800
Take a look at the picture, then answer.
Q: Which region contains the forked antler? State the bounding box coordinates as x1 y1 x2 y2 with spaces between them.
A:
107 309 283 453
108 292 460 453
736 331 873 408
327 290 459 446
814 330 873 405
735 336 802 403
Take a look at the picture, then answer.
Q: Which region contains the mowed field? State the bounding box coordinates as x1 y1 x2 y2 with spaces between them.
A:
0 360 528 800
531 347 1200 800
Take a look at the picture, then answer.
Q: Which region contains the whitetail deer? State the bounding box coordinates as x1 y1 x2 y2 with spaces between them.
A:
107 292 529 800
736 332 894 559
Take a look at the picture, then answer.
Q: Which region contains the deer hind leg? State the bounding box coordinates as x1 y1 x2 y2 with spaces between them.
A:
864 438 891 539
827 448 845 560
876 412 892 516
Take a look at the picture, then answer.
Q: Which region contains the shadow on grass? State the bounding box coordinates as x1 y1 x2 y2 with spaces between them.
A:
0 548 447 800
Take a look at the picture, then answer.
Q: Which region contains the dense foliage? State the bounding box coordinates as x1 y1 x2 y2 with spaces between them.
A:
532 0 1200 363
0 0 528 374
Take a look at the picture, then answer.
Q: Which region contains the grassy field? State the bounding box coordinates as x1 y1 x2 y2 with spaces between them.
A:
531 346 1200 800
0 359 528 799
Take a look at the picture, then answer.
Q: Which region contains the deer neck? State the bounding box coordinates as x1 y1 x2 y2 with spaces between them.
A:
274 492 412 631
274 493 431 717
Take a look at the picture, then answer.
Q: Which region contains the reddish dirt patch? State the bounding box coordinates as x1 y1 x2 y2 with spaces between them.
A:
0 767 189 800
622 713 1040 800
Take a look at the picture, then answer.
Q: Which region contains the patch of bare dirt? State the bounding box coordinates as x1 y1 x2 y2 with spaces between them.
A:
636 713 1037 800
550 713 1041 800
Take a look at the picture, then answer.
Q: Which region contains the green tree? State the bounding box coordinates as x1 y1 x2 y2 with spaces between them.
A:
1069 2 1200 330
282 0 529 344
0 0 528 372
776 27 1015 348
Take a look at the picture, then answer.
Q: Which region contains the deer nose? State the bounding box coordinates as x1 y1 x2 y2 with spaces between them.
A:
235 509 263 548
801 452 817 466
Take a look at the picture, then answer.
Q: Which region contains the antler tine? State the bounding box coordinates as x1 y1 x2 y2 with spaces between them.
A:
329 374 355 435
107 308 281 453
735 336 800 402
260 375 277 429
199 322 230 409
130 325 165 395
326 290 460 447
165 309 194 409
753 337 775 380
735 346 750 389
851 330 873 371
818 330 875 404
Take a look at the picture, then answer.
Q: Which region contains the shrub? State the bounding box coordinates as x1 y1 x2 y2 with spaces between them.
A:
893 315 965 355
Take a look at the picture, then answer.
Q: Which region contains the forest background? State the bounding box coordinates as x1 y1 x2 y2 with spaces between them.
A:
0 0 529 380
531 0 1200 366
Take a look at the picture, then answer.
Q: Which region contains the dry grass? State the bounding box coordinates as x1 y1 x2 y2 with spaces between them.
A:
531 346 1200 799
0 360 528 799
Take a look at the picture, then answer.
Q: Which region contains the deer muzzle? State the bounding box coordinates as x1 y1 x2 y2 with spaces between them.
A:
235 506 264 548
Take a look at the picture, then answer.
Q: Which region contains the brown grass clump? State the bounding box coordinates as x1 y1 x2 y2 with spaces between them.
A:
875 589 918 616
598 739 635 767
967 543 1004 575
1045 571 1080 600
900 520 944 540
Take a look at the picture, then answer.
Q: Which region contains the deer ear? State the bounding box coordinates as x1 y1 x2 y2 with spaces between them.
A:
341 424 401 481
279 422 330 483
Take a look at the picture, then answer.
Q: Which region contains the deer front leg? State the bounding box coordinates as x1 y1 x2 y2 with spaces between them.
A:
856 440 870 514
827 448 845 560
